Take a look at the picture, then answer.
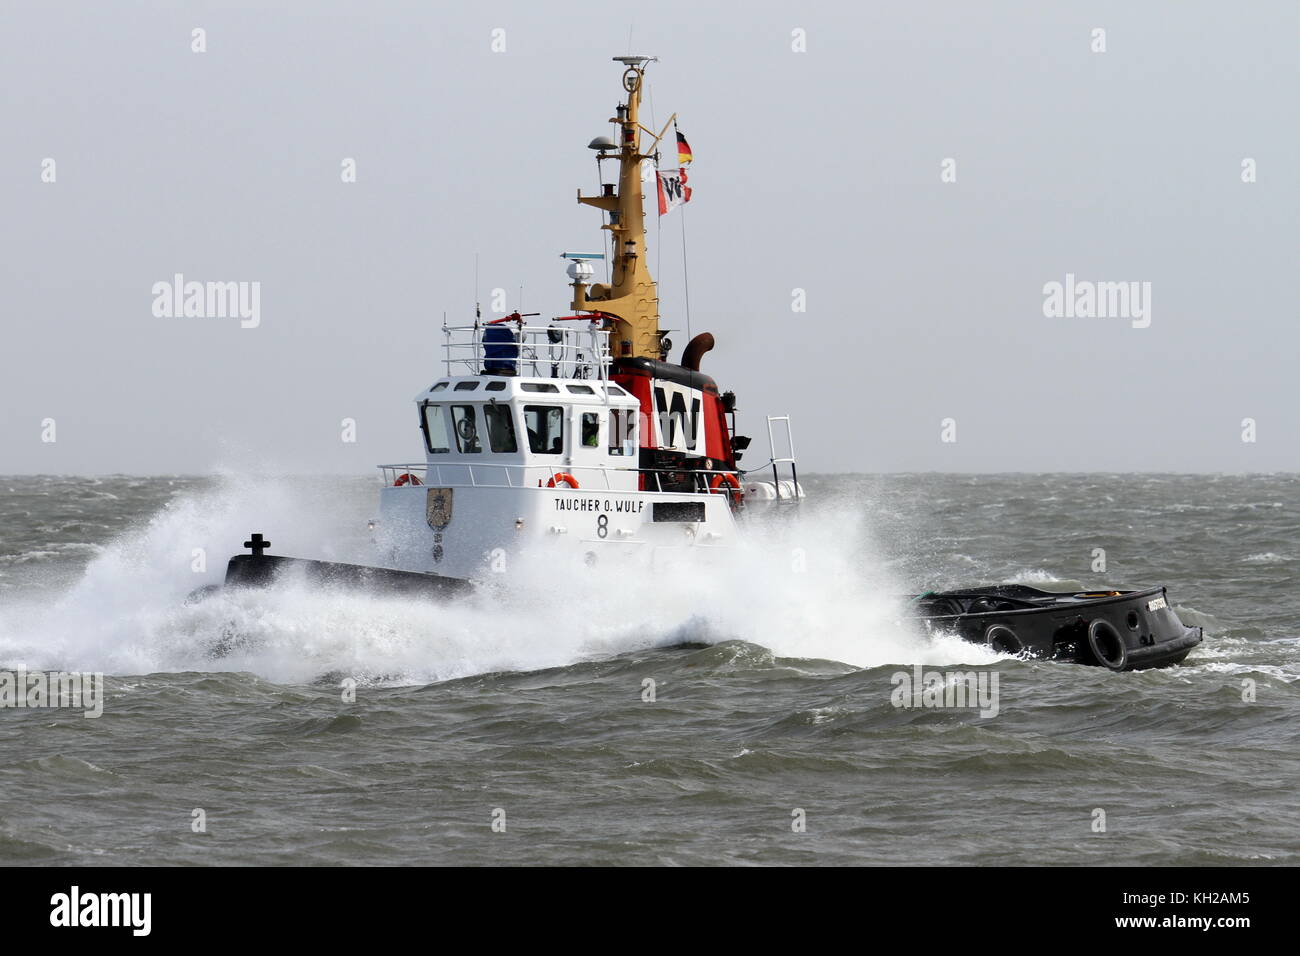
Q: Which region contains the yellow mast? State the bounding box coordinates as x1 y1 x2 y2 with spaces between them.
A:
571 56 665 361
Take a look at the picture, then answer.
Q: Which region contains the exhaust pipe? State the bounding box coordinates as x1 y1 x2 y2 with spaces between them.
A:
681 332 715 371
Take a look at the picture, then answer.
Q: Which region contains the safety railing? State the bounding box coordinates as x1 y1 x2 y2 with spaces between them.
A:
377 464 430 486
381 461 628 491
640 468 743 497
442 321 612 380
377 461 743 496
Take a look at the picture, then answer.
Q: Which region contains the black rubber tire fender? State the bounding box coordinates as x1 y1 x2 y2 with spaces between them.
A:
984 624 1022 655
1087 619 1128 670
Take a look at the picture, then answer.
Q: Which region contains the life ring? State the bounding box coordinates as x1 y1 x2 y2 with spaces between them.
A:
1086 619 1128 671
546 473 580 489
709 473 741 493
394 472 423 487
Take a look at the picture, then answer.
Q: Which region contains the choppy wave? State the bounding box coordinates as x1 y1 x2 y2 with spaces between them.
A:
0 475 1003 684
2 473 1298 866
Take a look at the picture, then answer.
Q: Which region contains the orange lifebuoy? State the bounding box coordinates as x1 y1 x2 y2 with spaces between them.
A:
709 473 741 492
546 473 580 489
394 472 423 487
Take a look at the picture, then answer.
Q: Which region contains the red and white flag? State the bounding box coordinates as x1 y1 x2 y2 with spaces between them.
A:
656 169 692 216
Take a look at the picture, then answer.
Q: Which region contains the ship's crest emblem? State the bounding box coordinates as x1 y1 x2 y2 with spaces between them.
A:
426 488 454 528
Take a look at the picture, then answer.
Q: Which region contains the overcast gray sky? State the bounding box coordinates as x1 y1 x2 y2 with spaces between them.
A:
2 0 1297 474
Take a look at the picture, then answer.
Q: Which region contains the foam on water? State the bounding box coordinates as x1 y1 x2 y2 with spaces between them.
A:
0 475 999 684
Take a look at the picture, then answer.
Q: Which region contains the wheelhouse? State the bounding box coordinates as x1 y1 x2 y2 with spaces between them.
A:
378 318 745 498
406 373 644 491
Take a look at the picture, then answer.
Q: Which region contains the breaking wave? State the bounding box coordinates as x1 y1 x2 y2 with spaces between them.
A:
0 475 998 684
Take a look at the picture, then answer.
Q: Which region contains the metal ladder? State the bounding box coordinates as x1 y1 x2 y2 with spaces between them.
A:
765 415 801 503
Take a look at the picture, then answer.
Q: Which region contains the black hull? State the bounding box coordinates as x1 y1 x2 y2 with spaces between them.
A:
222 554 471 598
911 584 1202 671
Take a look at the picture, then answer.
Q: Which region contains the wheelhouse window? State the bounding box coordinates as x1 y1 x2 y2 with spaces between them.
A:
451 405 482 453
524 405 564 455
421 403 450 454
608 408 635 456
483 403 518 453
580 412 600 447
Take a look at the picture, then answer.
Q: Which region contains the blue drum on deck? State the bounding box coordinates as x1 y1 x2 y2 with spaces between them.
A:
482 325 519 375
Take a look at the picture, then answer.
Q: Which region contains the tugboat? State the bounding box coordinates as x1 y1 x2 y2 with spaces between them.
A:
224 54 800 593
214 55 1201 671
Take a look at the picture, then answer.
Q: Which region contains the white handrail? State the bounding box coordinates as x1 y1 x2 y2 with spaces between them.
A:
376 461 741 495
762 415 801 502
441 323 612 381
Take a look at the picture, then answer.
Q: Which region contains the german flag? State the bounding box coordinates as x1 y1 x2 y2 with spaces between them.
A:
676 129 693 166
